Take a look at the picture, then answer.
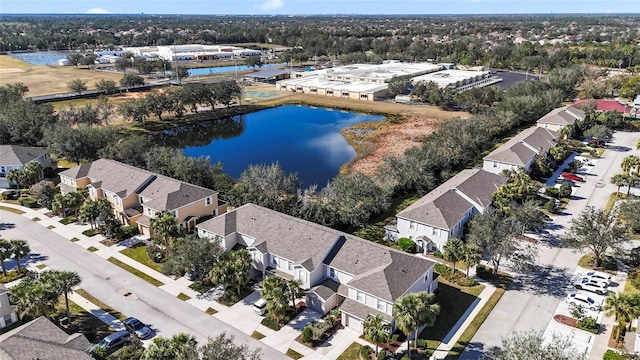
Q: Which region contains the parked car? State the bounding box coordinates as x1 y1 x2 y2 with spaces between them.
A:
123 317 152 339
561 172 585 182
252 298 267 316
583 271 613 285
87 330 131 354
566 293 602 311
573 277 609 295
555 177 576 186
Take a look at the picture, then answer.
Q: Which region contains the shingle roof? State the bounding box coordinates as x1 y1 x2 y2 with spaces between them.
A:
483 126 558 166
0 317 91 360
397 169 506 229
245 68 290 79
197 204 435 301
537 106 585 126
340 298 392 322
0 145 47 166
60 159 217 210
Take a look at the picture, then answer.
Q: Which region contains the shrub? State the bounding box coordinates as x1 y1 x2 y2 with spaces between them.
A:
603 350 621 360
602 255 618 271
146 244 167 263
19 197 38 208
116 225 139 241
360 345 373 359
324 314 336 327
377 349 388 360
416 339 428 349
330 308 341 317
558 183 572 198
434 263 452 277
631 271 640 289
545 186 560 198
401 355 411 360
455 276 479 287
544 199 558 213
60 216 77 225
433 251 444 259
577 316 598 334
301 326 313 344
397 238 416 253
391 333 400 342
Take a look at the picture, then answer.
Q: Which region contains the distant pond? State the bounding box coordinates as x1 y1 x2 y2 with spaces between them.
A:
154 106 384 187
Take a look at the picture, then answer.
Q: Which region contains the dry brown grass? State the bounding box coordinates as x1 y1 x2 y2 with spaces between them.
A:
0 56 125 97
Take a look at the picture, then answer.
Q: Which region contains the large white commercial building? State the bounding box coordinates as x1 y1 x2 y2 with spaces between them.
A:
411 69 493 90
121 44 262 61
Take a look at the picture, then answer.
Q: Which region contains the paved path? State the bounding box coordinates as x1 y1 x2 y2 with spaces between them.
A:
0 203 361 359
459 130 640 360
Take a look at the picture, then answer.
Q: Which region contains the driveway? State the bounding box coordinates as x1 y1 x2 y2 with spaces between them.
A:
0 210 287 359
459 130 640 360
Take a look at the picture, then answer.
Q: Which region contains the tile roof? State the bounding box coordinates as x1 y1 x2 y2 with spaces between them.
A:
537 106 585 126
60 159 217 210
397 169 506 229
0 317 91 360
572 99 631 114
483 126 558 166
0 145 47 166
197 204 435 301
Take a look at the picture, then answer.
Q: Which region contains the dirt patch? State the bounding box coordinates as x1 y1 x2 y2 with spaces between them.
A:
0 68 25 74
553 314 578 328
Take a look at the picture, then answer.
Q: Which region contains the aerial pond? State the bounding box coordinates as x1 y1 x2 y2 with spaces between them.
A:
155 105 383 187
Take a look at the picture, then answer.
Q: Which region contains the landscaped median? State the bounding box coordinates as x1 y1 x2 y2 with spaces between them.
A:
107 257 164 286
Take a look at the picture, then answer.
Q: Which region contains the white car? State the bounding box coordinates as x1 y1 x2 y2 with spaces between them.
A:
583 271 612 285
573 277 609 295
566 293 602 311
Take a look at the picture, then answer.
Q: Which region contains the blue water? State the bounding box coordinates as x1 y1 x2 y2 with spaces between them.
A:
187 62 287 76
9 51 68 65
180 106 383 187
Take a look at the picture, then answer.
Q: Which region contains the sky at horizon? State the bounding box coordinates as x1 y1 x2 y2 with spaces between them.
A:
1 0 639 15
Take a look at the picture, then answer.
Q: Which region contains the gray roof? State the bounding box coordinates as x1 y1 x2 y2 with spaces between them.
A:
340 298 392 322
197 204 435 301
245 68 290 79
60 159 217 210
537 106 585 126
397 169 507 229
483 126 558 166
310 279 348 301
0 317 91 360
0 145 47 166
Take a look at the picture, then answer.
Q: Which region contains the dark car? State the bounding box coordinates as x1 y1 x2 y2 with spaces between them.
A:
123 317 152 339
87 330 131 354
561 172 585 183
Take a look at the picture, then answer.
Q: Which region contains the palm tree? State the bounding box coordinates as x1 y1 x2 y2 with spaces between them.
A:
52 271 82 322
393 292 440 358
209 261 232 289
10 276 58 319
66 191 86 217
0 239 12 276
23 161 43 187
627 174 640 197
603 292 631 339
611 173 628 197
285 279 304 310
79 200 100 229
363 314 390 355
150 210 180 249
622 155 640 174
461 244 482 278
6 169 25 190
10 239 30 274
443 238 465 273
261 276 290 327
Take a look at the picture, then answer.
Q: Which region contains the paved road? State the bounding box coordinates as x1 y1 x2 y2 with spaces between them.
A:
460 130 640 360
0 210 286 359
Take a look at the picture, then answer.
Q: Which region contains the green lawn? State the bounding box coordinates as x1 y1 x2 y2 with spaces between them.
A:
53 298 113 342
87 246 99 252
205 307 218 315
286 348 303 359
445 277 512 359
120 245 163 273
74 288 127 321
418 282 485 355
337 342 362 360
32 217 41 221
107 257 164 286
177 292 191 301
70 237 80 242
251 331 265 340
0 206 25 214
47 225 55 229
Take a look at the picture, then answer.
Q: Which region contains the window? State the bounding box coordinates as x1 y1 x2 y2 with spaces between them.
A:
432 228 439 236
114 197 121 205
329 267 336 279
271 255 277 266
356 291 365 303
377 300 386 312
492 161 498 168
288 262 293 271
0 166 5 173
205 197 212 206
146 208 153 216
172 210 178 217
298 270 306 282
409 221 417 230
139 196 144 204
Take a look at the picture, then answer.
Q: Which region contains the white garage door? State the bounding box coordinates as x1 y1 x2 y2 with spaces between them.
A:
345 314 363 334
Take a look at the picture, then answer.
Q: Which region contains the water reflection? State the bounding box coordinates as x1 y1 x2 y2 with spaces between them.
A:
157 106 383 186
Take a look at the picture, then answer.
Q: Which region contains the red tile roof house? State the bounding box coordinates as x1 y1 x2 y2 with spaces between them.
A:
572 99 632 116
59 159 227 236
385 169 507 253
196 203 438 334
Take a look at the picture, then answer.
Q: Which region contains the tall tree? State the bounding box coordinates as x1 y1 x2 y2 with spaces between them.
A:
603 292 632 339
49 270 82 323
162 237 224 281
563 206 630 268
485 330 587 360
67 79 88 94
95 79 119 94
260 276 291 327
443 238 465 274
462 244 483 278
611 173 628 197
29 181 57 210
150 210 180 250
143 333 199 360
0 239 12 276
510 199 548 235
10 239 30 274
23 161 43 187
199 333 262 360
363 314 390 355
6 169 25 190
393 291 440 357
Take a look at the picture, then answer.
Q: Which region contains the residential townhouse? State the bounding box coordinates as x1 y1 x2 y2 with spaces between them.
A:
196 203 437 333
59 159 226 235
0 145 53 188
0 284 17 329
385 169 507 252
536 106 585 133
482 126 559 174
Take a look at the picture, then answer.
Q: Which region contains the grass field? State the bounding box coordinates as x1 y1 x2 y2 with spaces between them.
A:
0 55 124 97
107 257 164 286
120 245 163 273
337 342 362 360
75 288 127 321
